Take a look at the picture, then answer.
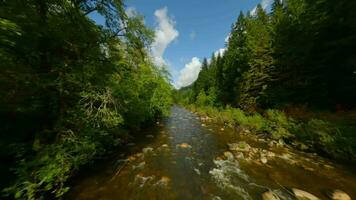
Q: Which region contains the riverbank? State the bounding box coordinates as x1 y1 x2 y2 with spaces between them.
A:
184 105 356 163
66 106 356 200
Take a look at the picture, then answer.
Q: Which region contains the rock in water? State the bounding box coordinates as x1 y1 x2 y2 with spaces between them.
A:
142 147 153 154
261 156 268 164
156 176 170 187
292 188 320 200
146 134 154 138
178 143 191 149
228 142 251 152
262 191 281 200
328 190 351 200
223 151 234 161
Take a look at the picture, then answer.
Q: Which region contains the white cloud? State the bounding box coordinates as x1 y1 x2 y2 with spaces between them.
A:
190 31 196 40
214 48 226 57
224 34 230 44
126 7 137 18
151 7 179 67
250 0 273 15
175 57 202 89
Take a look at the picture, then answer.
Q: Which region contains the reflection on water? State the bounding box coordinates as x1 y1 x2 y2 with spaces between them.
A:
68 106 356 200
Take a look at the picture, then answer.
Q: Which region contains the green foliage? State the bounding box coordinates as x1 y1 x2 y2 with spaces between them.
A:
1 0 172 198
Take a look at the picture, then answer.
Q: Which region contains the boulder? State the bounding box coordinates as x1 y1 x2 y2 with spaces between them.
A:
228 141 251 152
292 188 320 200
223 151 234 161
328 190 351 200
262 191 281 200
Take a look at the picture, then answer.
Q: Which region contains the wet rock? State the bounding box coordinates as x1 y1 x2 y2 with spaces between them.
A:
328 190 351 200
161 144 169 148
279 153 297 165
243 129 251 134
228 141 251 152
133 161 146 170
235 152 244 159
268 141 277 147
146 134 154 138
224 151 234 161
201 123 206 127
262 191 281 200
156 176 170 187
260 156 268 164
127 156 136 161
220 127 225 131
194 168 201 175
142 147 153 154
278 139 285 146
292 188 320 200
267 151 276 157
134 173 155 187
177 143 192 149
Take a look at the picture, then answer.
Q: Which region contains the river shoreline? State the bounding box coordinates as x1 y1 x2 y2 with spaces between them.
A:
67 106 356 200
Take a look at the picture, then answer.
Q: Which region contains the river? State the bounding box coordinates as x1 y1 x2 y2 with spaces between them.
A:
67 106 356 200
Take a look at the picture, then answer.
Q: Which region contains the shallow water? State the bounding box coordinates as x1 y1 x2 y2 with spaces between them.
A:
68 106 356 200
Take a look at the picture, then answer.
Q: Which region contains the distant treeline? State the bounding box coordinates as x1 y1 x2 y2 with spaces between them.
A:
176 0 356 112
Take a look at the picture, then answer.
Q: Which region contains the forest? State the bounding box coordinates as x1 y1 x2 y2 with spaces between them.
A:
0 0 172 199
1 0 356 199
175 0 356 162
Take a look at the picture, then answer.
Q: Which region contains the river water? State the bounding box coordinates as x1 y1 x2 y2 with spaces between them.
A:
68 106 356 200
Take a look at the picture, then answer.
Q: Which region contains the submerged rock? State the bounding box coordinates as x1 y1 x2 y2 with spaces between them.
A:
328 190 351 200
142 147 154 154
292 188 320 200
155 176 170 187
177 143 192 149
133 161 146 170
146 134 154 138
262 191 281 200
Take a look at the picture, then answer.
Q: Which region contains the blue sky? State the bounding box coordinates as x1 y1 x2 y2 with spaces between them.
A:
91 0 273 88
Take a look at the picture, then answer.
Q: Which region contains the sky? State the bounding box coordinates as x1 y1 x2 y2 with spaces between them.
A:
91 0 274 88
